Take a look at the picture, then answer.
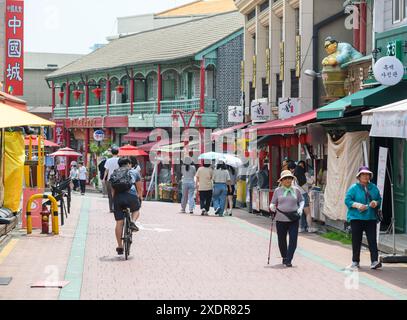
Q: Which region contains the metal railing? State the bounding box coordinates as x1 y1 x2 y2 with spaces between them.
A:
52 98 218 119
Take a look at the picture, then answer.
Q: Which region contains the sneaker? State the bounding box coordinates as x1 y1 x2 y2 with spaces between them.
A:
307 227 318 233
299 228 306 233
370 261 382 270
215 208 221 215
346 262 360 271
116 247 124 255
189 211 194 214
180 209 186 213
130 222 139 232
201 209 206 216
284 262 293 267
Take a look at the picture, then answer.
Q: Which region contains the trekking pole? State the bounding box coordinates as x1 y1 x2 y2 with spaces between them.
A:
267 215 275 265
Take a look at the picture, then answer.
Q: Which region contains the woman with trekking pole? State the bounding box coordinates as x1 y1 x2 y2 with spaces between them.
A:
269 170 304 267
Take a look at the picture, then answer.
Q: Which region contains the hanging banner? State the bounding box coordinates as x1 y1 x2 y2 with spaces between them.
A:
4 0 24 96
251 98 270 123
278 97 300 119
296 35 301 78
279 42 284 81
252 55 256 89
55 121 65 146
266 48 270 85
376 147 388 198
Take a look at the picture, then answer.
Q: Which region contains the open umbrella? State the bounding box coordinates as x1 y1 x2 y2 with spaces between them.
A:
118 144 148 157
222 154 243 168
198 152 225 161
24 135 59 148
50 147 82 157
0 102 55 128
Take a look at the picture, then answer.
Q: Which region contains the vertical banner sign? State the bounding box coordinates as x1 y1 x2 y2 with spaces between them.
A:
4 0 24 96
296 35 301 78
252 55 256 89
266 48 270 85
241 60 244 92
279 42 284 81
376 147 388 243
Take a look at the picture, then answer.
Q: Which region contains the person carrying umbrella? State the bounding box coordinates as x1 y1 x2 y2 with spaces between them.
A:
269 170 304 267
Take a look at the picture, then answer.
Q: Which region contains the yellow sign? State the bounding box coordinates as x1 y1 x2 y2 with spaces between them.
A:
266 48 270 85
296 35 301 78
241 60 244 92
279 42 284 81
252 55 256 89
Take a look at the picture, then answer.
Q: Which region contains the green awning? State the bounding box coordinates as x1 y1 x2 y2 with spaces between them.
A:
317 95 352 119
317 81 407 120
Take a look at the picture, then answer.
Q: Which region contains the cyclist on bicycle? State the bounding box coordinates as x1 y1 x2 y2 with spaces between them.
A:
111 157 141 255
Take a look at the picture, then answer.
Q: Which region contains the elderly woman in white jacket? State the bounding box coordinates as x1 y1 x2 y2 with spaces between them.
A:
270 170 305 267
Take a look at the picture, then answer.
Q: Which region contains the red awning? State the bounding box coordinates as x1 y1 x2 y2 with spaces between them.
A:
249 110 317 136
138 139 170 152
211 122 250 140
24 135 60 147
122 131 151 142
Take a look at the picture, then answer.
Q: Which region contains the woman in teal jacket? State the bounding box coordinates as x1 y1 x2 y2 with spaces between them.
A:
344 166 382 270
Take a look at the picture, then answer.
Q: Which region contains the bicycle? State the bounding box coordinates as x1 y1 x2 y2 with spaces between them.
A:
122 208 133 260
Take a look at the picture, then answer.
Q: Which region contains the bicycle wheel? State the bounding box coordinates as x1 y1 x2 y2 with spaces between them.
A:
124 215 131 260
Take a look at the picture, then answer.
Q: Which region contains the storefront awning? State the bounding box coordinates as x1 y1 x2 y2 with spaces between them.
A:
317 81 407 120
24 135 60 147
362 99 407 139
211 122 250 140
0 102 55 128
249 110 317 136
122 131 151 142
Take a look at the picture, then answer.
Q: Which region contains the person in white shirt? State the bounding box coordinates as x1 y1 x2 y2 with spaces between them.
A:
78 161 88 195
104 147 120 213
69 164 79 191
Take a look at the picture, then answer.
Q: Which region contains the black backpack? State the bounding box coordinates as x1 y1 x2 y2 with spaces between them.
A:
109 167 133 193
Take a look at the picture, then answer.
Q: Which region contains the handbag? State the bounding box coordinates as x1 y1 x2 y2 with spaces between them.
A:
277 208 300 222
365 187 383 222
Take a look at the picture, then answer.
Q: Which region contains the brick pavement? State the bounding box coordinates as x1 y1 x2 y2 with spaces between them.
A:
1 194 407 300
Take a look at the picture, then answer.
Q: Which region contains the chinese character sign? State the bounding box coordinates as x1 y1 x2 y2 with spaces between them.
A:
251 99 270 123
5 0 24 96
55 122 65 146
278 97 300 120
228 106 244 123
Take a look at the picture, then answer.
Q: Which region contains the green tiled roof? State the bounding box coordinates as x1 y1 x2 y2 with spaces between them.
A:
47 11 243 79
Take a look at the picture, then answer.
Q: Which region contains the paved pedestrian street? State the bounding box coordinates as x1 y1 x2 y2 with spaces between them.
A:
0 193 406 300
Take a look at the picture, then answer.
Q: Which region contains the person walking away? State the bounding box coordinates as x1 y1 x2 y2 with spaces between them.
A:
98 157 107 197
225 165 237 216
47 165 58 188
195 162 213 216
212 161 231 217
104 147 120 213
110 157 141 255
180 157 197 214
78 161 88 195
269 170 304 267
345 166 382 270
292 161 317 233
69 164 79 191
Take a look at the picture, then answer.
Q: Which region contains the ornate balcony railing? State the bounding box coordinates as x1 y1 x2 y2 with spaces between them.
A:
52 98 218 119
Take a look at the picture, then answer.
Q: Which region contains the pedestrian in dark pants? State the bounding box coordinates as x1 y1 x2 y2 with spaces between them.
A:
345 166 382 270
195 162 213 215
78 161 88 195
270 170 304 267
103 147 120 213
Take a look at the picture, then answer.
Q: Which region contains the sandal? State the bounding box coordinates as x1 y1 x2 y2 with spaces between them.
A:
116 247 124 255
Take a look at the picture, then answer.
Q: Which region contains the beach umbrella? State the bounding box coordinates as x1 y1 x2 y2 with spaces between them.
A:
50 147 82 157
118 144 148 157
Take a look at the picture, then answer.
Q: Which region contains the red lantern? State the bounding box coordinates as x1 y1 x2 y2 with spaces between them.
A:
72 90 83 101
291 136 299 146
115 85 124 94
92 88 103 99
59 91 65 103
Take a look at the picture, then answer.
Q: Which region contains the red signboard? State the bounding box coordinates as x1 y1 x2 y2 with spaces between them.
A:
4 0 24 96
55 120 65 146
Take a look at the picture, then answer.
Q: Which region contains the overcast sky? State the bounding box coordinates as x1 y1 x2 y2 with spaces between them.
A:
25 0 192 54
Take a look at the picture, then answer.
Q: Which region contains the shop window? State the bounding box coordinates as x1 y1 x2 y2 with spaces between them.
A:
262 77 268 99
276 74 282 106
290 69 299 98
120 77 129 103
393 0 402 23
